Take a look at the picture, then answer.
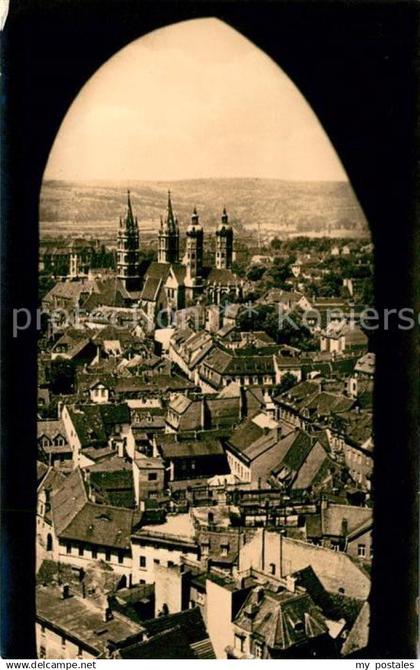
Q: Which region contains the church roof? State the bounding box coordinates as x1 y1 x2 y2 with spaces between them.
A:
141 276 163 302
144 262 172 282
204 267 241 285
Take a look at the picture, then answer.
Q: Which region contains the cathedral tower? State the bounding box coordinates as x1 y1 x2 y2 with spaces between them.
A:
116 190 141 291
215 208 233 269
158 191 179 264
185 207 204 280
184 207 204 304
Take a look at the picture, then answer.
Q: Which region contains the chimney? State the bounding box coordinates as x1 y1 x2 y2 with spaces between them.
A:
103 607 113 623
57 400 64 419
286 576 296 593
239 386 247 420
61 583 70 600
255 586 264 604
341 517 349 538
200 396 207 430
117 440 124 458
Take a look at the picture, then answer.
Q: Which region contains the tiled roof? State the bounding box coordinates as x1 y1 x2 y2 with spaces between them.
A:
44 281 94 303
203 348 275 375
321 504 372 538
51 468 88 536
83 278 131 310
59 502 137 548
235 585 328 651
158 436 224 459
354 352 375 375
119 626 196 659
227 414 265 451
169 393 193 414
141 607 209 646
205 267 241 285
291 441 331 490
145 262 172 282
37 461 49 485
141 276 162 302
37 419 68 441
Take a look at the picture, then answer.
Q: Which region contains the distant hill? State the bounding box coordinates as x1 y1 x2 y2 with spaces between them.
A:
39 178 370 240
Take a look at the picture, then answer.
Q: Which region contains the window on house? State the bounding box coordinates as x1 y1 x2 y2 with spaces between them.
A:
105 550 111 562
167 560 174 567
358 544 366 557
148 472 158 481
39 646 46 659
78 544 84 556
139 556 146 568
66 542 71 554
118 551 124 564
154 559 160 565
40 625 45 635
221 543 229 557
269 563 276 575
61 637 66 648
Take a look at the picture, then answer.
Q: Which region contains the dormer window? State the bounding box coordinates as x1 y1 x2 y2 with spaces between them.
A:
293 620 305 634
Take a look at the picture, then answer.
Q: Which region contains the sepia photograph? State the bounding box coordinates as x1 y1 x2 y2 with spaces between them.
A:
1 0 418 663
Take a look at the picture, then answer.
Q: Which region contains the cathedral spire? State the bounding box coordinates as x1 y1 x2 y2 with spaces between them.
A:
125 189 136 229
167 190 176 229
158 190 179 263
117 190 141 290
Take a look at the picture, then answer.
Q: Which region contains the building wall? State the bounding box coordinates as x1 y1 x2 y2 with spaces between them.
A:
205 578 235 659
133 459 165 505
61 406 82 466
154 563 189 616
343 443 372 489
238 529 370 600
131 538 198 584
36 622 95 659
347 527 373 562
225 450 250 483
56 539 132 579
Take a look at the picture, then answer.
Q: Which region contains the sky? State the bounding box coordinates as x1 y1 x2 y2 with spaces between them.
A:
44 18 347 183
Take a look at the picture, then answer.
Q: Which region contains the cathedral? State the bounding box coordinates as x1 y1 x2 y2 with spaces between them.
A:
116 190 244 320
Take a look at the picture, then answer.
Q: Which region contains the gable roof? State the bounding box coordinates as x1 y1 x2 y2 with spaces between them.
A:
37 419 68 442
51 468 88 536
235 585 328 651
141 276 163 302
58 501 138 549
118 626 196 659
157 435 224 459
321 504 372 538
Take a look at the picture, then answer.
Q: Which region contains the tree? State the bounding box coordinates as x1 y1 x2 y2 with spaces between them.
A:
273 372 298 396
270 237 282 251
49 359 76 395
247 265 266 282
231 261 246 278
265 257 294 289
